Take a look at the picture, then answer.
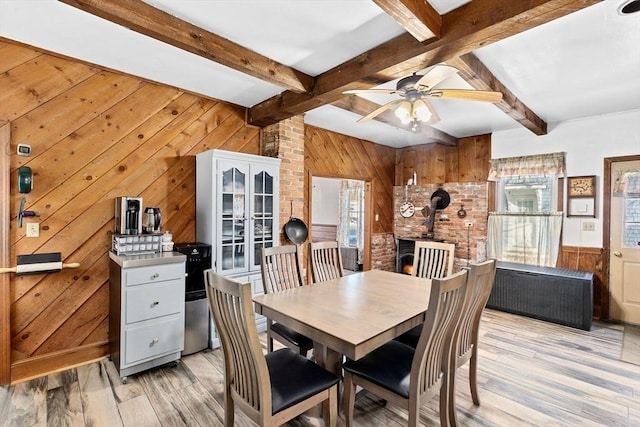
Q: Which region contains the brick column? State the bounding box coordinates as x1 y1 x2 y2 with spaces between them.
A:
262 116 306 269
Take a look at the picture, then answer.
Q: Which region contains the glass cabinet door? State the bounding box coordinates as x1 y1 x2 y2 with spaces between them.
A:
218 160 249 274
251 167 277 269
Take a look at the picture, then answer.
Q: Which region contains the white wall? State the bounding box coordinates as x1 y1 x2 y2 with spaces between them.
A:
311 177 340 224
492 109 640 248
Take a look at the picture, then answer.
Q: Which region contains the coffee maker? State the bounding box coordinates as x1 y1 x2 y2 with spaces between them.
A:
115 196 143 235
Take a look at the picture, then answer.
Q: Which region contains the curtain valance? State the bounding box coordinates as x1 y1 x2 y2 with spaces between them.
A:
488 152 566 181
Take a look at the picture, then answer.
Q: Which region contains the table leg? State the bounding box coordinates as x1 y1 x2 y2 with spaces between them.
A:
314 342 347 422
313 342 343 379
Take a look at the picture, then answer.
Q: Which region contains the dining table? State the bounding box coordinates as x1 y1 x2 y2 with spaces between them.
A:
253 269 432 378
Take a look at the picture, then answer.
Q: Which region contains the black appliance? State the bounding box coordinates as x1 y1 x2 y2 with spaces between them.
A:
174 242 211 355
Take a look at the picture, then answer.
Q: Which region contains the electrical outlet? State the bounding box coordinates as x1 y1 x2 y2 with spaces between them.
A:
26 222 39 237
582 221 595 232
464 221 473 228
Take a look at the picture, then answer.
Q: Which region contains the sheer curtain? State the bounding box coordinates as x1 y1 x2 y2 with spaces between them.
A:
336 180 350 248
487 213 563 266
336 180 364 262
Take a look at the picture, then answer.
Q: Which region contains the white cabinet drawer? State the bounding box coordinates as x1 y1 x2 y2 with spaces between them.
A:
125 263 184 286
126 279 184 324
124 315 184 365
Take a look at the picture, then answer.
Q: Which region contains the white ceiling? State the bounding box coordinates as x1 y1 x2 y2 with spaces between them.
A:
1 0 639 148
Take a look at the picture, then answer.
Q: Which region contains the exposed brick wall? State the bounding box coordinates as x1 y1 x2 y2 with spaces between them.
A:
263 116 305 238
263 116 308 272
372 232 396 271
394 182 488 271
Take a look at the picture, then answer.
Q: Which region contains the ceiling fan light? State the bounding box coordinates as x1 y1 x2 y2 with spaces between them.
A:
413 99 432 122
395 101 412 124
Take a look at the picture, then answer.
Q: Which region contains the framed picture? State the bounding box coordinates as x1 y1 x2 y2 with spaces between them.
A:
568 175 596 197
567 175 596 217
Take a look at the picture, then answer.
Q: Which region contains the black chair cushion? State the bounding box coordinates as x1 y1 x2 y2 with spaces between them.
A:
393 324 422 348
266 348 339 414
271 322 313 348
342 340 415 398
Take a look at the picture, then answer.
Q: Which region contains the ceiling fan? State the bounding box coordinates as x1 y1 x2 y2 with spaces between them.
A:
343 64 503 130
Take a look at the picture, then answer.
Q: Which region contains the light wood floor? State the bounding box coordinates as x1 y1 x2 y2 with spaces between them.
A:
1 309 639 426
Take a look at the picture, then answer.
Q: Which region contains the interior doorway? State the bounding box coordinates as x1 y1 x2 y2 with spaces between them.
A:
310 176 370 273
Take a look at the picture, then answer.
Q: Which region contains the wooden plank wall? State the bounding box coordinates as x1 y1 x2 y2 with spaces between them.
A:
311 224 337 242
305 126 397 235
558 246 604 319
0 40 260 382
395 134 492 185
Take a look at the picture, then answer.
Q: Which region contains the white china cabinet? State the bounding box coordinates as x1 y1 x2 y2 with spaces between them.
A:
196 149 280 348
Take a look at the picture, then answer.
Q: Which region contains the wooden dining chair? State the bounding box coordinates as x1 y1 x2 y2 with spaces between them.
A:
260 245 314 356
342 269 470 427
309 241 344 283
394 241 456 348
411 241 455 279
205 270 339 427
448 259 497 427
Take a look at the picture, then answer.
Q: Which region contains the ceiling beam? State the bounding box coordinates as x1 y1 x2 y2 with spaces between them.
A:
58 0 314 94
447 53 548 135
332 96 458 146
248 0 600 127
372 0 441 41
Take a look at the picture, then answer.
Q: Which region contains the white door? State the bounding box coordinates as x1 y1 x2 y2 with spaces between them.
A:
609 160 640 324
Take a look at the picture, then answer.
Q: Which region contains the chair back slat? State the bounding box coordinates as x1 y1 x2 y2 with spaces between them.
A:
310 241 344 283
205 270 271 420
411 269 468 398
455 259 497 364
261 245 304 293
412 241 455 279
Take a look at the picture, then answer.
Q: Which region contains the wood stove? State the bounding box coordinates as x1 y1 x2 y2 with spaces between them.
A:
396 237 447 274
396 238 416 274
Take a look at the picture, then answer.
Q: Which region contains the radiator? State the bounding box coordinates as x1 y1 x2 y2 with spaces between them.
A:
487 261 593 330
340 247 360 271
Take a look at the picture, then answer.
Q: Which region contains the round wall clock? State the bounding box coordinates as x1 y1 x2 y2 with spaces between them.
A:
400 201 415 218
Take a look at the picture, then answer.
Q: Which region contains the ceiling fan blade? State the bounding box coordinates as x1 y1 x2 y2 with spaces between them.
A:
415 64 459 90
357 99 403 123
428 89 503 103
343 88 401 95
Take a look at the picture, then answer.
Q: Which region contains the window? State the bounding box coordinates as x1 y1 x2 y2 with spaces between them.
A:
488 153 565 267
498 175 558 213
337 180 365 261
617 171 640 248
346 188 363 246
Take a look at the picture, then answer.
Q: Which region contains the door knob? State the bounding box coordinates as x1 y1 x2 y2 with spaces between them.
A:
614 251 622 258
